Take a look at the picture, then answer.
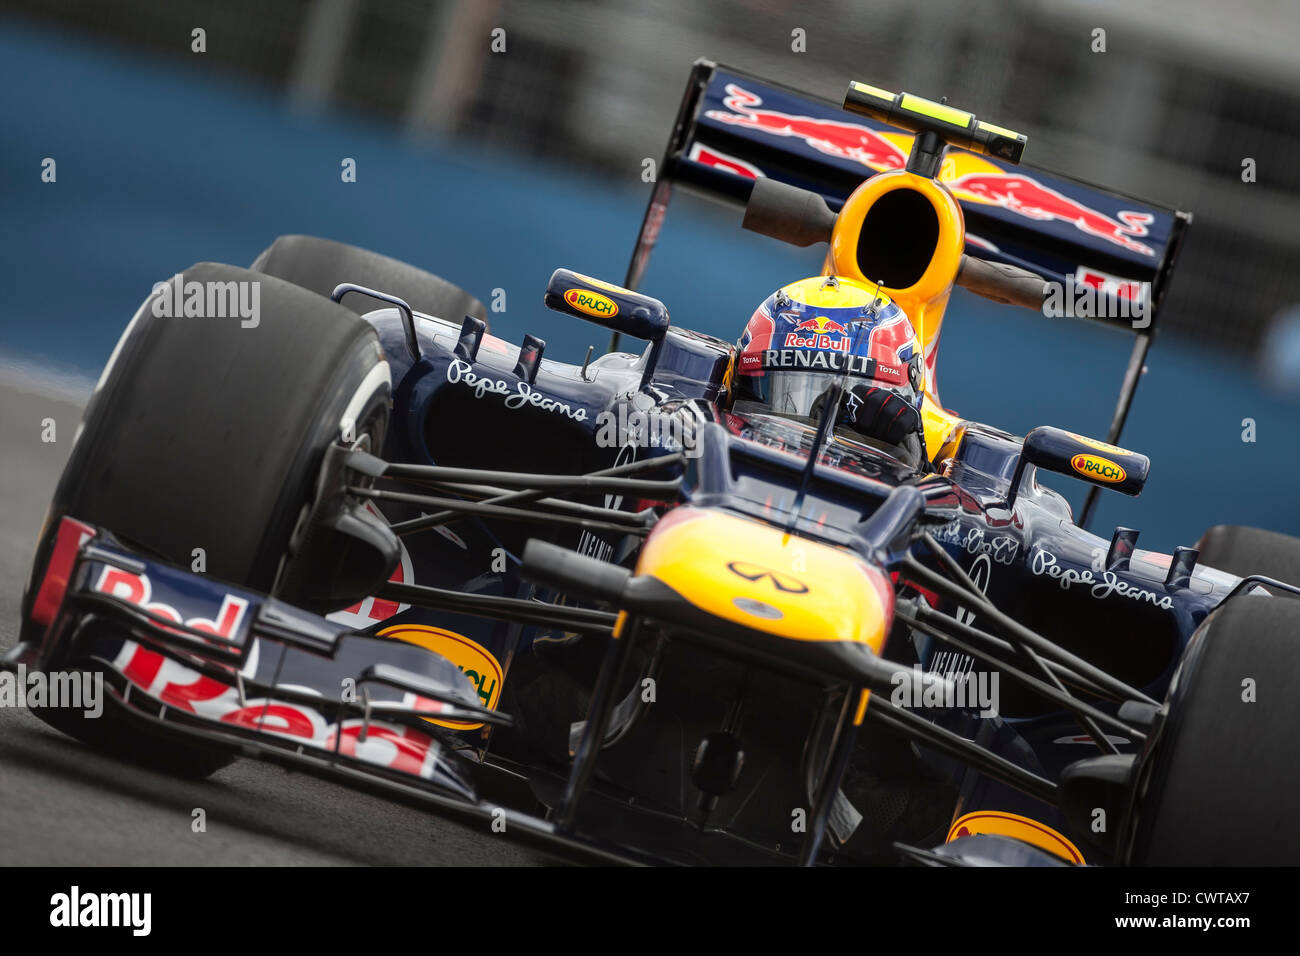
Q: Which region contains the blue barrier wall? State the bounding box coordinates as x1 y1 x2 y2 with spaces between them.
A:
2 16 1296 552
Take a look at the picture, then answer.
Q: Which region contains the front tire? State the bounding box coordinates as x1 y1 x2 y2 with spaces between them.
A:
21 263 392 776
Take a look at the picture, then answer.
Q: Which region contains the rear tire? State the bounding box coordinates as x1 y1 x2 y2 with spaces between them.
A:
1126 596 1300 864
21 263 392 777
1196 524 1300 585
250 234 486 325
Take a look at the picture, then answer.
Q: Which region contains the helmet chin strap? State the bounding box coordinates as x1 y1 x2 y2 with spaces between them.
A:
785 278 886 533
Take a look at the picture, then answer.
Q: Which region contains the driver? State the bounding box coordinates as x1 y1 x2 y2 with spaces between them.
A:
732 275 927 467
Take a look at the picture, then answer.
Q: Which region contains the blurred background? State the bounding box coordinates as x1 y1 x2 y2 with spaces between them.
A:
2 0 1300 550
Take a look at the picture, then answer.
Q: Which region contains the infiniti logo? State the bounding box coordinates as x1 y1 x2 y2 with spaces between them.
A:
726 561 809 594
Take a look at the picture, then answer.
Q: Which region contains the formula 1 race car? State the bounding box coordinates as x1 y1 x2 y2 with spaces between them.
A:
12 61 1300 866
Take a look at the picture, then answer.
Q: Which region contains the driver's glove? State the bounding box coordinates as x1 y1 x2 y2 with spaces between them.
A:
839 383 921 447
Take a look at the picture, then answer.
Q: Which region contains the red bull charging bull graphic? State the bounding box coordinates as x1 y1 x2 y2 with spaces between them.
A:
691 71 1174 281
948 172 1154 256
707 83 908 172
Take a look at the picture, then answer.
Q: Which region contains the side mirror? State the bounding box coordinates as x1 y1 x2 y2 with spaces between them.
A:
544 269 669 343
1006 426 1149 509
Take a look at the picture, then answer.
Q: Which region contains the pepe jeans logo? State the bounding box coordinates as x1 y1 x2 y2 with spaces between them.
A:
1030 547 1172 609
446 358 587 421
1070 453 1126 484
563 288 618 318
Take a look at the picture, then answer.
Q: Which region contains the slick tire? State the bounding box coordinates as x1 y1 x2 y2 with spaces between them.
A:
21 263 392 778
1196 523 1300 588
250 234 486 325
1125 596 1300 864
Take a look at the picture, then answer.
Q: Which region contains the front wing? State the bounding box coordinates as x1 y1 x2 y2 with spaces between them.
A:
6 520 638 865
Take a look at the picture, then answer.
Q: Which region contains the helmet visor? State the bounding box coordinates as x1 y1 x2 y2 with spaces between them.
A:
741 370 840 420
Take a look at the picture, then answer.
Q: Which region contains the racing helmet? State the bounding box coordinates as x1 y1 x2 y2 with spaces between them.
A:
732 275 927 465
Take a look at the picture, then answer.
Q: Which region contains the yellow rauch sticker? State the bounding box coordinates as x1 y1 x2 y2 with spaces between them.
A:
947 810 1085 864
1071 453 1126 483
378 624 502 730
564 288 619 318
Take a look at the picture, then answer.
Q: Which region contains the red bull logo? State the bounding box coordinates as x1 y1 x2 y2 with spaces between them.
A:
786 315 852 351
792 316 850 335
949 173 1155 256
706 84 907 171
94 566 248 643
784 332 849 352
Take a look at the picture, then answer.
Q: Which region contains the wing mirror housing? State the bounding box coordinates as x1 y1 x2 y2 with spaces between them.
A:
545 268 669 343
1006 426 1149 510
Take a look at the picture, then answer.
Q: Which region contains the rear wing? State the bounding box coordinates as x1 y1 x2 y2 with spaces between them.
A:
622 60 1191 529
625 60 1189 333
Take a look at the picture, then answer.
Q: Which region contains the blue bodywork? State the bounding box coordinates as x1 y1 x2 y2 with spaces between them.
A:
344 300 1241 859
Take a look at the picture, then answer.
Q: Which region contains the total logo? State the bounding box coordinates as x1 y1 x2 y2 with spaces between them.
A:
875 362 905 384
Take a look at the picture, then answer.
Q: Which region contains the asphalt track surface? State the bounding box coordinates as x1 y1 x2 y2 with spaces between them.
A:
0 379 558 865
